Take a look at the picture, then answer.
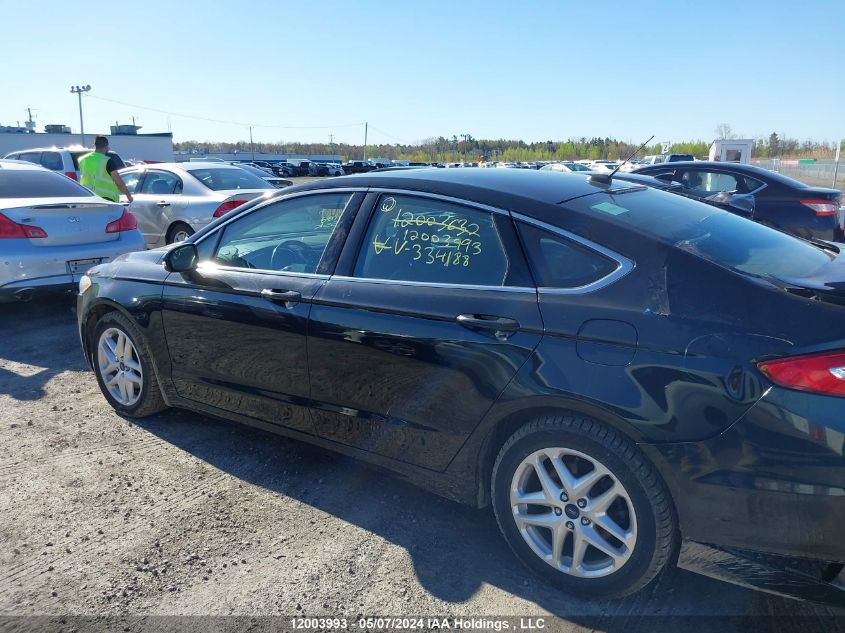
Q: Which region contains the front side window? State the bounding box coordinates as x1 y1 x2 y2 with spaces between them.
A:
354 194 511 286
517 223 619 289
211 193 353 273
121 170 143 194
139 171 182 195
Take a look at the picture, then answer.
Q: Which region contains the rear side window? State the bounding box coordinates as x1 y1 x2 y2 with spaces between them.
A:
0 170 94 198
354 194 516 287
40 152 63 171
568 189 833 279
517 223 618 288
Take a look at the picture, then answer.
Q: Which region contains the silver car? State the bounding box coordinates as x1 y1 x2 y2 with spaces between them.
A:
0 160 145 303
118 162 275 247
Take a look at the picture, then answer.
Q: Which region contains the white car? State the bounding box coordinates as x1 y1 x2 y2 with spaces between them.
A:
3 146 123 182
118 162 275 247
588 161 620 173
539 162 593 173
0 160 144 303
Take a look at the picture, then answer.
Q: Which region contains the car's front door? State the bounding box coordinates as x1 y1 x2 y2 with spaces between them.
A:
128 170 185 246
307 192 544 470
161 190 363 433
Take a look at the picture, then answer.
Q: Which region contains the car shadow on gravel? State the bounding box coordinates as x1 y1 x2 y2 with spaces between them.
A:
129 409 840 624
0 295 83 401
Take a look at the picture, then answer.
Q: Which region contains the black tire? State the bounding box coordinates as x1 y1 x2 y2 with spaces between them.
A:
92 311 167 418
166 222 194 244
491 414 677 600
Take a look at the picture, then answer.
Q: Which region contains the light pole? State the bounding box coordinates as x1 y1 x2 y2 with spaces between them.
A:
70 85 91 146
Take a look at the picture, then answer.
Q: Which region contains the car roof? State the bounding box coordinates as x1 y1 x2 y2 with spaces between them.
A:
0 159 49 171
126 162 241 171
291 166 643 205
4 146 88 153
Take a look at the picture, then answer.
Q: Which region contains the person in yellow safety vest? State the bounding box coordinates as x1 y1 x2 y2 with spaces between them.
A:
78 136 134 203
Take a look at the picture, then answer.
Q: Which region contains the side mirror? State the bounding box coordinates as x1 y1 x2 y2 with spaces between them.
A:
728 195 755 217
164 243 198 272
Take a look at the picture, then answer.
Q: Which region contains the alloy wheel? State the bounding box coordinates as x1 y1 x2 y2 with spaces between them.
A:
97 327 143 407
171 229 191 243
510 447 637 578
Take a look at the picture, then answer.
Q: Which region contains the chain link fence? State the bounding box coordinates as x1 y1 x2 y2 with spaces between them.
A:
752 158 842 191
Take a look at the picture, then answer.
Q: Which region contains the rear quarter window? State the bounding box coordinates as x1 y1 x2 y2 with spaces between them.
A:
517 223 618 288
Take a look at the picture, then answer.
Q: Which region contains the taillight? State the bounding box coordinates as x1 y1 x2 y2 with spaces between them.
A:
213 200 247 218
105 209 138 234
65 171 78 181
0 213 47 238
757 350 845 397
800 199 838 216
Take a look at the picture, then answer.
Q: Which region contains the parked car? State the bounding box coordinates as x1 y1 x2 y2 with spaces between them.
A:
639 154 695 166
633 161 843 241
325 163 345 176
0 160 143 303
3 146 125 181
540 162 593 173
78 168 845 604
233 163 292 188
587 161 620 173
343 161 374 174
117 162 275 247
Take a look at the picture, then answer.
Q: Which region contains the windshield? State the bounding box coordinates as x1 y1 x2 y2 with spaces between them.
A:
186 168 274 191
568 188 833 279
0 169 95 198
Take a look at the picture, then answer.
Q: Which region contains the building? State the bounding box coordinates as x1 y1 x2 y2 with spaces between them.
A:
0 129 174 162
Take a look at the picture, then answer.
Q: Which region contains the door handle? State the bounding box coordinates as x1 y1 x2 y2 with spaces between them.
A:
156 200 171 207
456 314 520 332
261 288 302 304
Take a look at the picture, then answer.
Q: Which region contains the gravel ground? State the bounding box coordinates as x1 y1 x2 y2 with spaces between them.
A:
0 297 843 632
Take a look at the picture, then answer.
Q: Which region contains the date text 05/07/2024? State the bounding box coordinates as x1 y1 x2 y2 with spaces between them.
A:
290 617 547 630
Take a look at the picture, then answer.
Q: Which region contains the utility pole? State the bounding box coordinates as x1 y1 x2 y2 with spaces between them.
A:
363 122 368 162
70 85 91 146
249 126 255 160
329 134 335 146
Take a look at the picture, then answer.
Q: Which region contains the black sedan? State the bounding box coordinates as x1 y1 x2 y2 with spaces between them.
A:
632 161 842 241
77 168 845 603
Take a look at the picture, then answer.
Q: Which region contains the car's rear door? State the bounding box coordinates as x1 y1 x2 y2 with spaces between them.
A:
160 190 364 433
307 191 543 470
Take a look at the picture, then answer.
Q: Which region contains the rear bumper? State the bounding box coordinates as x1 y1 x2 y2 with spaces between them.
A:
642 385 845 563
0 232 146 302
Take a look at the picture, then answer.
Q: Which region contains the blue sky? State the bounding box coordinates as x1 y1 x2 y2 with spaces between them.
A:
4 0 843 146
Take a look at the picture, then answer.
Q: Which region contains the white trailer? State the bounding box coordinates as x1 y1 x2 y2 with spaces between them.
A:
709 139 754 163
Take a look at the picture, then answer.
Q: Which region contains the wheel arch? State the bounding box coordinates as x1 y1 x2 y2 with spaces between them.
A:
166 220 194 244
80 298 133 368
473 397 653 508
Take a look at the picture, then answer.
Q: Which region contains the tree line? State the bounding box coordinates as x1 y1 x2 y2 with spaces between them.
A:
174 133 843 163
